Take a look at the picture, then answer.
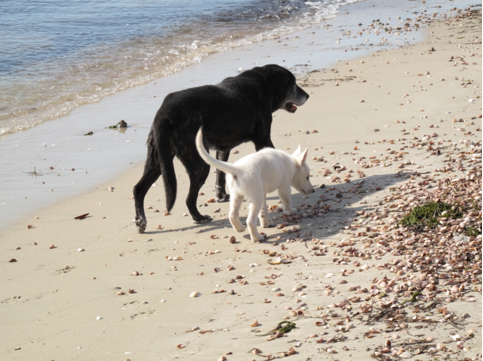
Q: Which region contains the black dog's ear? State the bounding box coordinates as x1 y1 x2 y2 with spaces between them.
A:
262 65 295 109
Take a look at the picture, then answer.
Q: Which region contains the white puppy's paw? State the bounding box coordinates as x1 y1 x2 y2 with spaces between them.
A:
283 207 297 215
251 234 265 243
262 221 275 228
234 224 246 232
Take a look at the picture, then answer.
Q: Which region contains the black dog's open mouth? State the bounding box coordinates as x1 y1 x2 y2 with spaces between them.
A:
284 102 298 113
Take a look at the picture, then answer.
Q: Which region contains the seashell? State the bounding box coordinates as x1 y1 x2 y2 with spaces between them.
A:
436 343 445 351
189 291 201 298
451 334 461 341
96 316 103 321
392 333 400 340
131 271 140 276
177 344 186 349
271 287 281 292
398 351 413 359
250 348 262 355
77 248 85 252
425 336 434 342
250 320 259 327
267 258 291 265
287 347 296 355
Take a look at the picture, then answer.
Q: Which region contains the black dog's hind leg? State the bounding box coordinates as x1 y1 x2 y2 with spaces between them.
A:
215 149 231 202
133 160 161 233
179 150 213 224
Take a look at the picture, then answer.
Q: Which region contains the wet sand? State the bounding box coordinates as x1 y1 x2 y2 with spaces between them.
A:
0 7 481 361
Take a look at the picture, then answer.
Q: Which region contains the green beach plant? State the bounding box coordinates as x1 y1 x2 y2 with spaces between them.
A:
399 201 463 230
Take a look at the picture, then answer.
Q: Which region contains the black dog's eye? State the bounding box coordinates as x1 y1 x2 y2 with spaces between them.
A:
306 176 309 180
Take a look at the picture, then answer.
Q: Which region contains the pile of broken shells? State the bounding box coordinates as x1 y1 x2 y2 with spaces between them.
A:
256 138 481 360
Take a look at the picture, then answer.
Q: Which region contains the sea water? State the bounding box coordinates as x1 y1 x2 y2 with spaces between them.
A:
1 0 365 135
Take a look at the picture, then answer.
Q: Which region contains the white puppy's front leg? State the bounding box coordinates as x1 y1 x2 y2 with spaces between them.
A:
228 195 245 232
279 186 296 215
247 201 264 243
258 194 274 228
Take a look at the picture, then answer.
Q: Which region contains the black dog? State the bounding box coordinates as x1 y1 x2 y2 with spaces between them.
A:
133 64 309 233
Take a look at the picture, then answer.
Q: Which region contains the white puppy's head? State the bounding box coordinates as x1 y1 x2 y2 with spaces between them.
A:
291 146 314 196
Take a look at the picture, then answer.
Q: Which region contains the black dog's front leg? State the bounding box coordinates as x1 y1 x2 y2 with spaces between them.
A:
254 121 275 151
215 149 230 202
254 138 275 151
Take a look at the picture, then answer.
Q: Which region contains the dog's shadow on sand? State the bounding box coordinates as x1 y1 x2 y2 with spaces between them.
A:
142 171 412 242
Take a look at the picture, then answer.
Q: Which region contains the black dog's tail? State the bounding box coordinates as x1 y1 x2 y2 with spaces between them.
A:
151 119 177 212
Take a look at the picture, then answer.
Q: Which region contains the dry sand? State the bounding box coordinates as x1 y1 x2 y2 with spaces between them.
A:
1 8 481 361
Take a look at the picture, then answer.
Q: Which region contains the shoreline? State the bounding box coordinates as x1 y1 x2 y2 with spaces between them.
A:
1 6 481 361
0 0 475 230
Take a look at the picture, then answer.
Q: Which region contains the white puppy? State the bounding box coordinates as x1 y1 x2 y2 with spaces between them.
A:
196 128 314 242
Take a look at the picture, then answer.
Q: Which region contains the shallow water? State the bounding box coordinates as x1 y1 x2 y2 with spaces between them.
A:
1 0 362 135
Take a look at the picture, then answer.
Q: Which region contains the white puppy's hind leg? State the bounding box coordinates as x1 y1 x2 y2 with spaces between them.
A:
247 201 264 243
258 194 274 228
279 185 296 215
229 195 245 232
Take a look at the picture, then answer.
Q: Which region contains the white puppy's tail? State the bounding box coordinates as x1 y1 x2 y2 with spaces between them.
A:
195 128 238 176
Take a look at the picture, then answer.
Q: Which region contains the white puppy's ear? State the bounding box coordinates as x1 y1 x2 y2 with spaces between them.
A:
292 145 302 157
295 148 308 165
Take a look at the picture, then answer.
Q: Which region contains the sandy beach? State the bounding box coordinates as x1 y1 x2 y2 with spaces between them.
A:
1 7 481 361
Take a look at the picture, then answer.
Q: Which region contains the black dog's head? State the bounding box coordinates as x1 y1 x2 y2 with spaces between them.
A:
252 64 309 113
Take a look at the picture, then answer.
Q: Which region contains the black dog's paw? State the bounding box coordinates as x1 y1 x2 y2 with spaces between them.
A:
193 215 213 224
216 194 230 203
134 218 146 233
